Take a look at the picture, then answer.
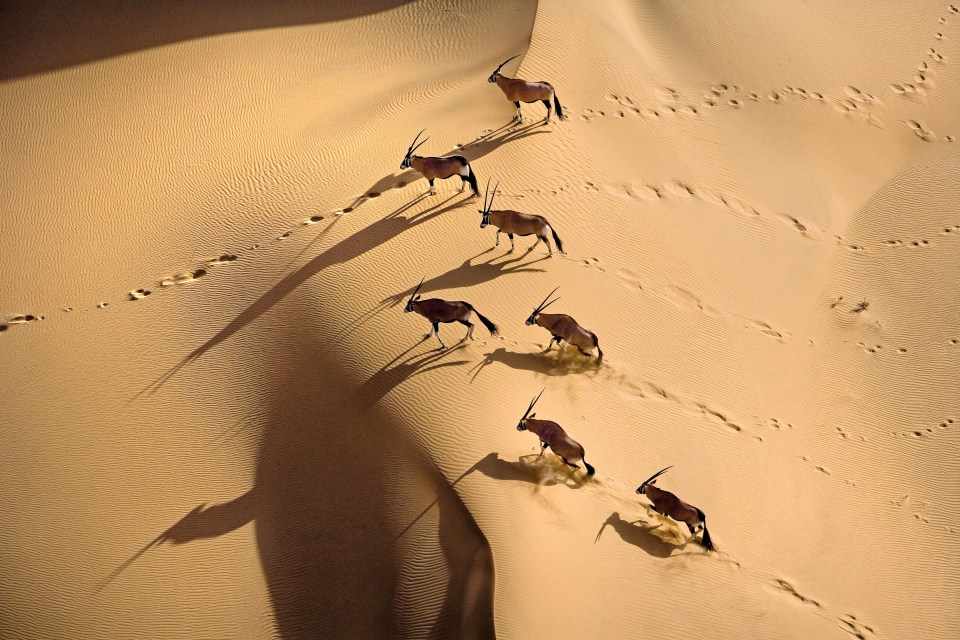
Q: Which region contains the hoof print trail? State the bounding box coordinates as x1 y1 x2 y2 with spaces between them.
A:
771 578 821 608
208 253 238 265
161 268 207 287
129 289 152 300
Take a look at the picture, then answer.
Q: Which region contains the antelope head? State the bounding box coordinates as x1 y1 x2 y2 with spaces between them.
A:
525 287 560 325
516 388 544 431
400 129 429 170
636 466 673 495
488 55 519 83
403 277 425 313
479 178 499 229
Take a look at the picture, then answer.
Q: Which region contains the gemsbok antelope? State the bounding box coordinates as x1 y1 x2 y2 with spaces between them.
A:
636 466 714 552
525 287 603 363
400 129 479 196
479 179 565 256
488 55 566 124
403 277 499 349
516 390 594 475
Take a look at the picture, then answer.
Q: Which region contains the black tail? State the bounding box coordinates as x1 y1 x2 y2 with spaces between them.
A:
696 508 714 552
467 304 499 336
454 156 479 195
549 225 564 254
583 459 595 476
592 333 603 363
553 93 565 121
467 164 479 195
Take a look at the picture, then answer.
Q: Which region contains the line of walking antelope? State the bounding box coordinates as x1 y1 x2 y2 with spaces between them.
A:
387 54 715 552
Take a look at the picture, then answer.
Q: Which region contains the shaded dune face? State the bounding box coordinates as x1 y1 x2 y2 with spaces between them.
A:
252 334 495 637
0 0 416 79
140 326 495 637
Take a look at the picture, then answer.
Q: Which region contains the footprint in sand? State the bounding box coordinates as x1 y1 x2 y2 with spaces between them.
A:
302 215 325 225
208 253 238 265
904 119 937 141
746 319 791 342
160 268 207 287
653 87 679 104
665 285 720 316
770 578 822 608
129 288 152 301
1 314 43 333
838 613 879 639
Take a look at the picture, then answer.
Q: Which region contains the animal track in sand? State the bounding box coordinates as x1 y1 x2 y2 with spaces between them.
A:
1 313 43 334
770 578 822 608
903 119 937 141
208 253 238 265
896 417 954 440
585 178 822 239
302 215 325 225
128 288 151 301
619 377 750 437
160 267 207 287
891 6 954 103
665 285 720 316
758 417 794 432
838 613 880 640
834 426 865 442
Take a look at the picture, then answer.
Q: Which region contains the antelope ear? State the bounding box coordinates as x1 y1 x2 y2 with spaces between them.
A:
414 294 421 300
529 413 536 418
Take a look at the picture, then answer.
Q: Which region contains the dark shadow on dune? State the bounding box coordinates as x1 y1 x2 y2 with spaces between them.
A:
98 490 258 591
0 0 416 80
468 346 601 382
106 324 496 636
354 338 471 409
426 468 496 640
383 250 548 308
342 120 550 215
594 512 693 558
136 191 470 399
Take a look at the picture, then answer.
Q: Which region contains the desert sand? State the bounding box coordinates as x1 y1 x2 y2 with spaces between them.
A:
2 1 958 638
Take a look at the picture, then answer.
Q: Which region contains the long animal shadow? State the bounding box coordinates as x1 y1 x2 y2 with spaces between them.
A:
384 250 549 307
468 345 601 382
342 119 550 215
106 325 497 636
97 489 258 591
594 512 693 558
137 192 472 398
352 339 471 409
474 451 591 488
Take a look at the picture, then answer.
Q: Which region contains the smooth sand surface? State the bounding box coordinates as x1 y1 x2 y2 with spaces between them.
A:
2 1 958 638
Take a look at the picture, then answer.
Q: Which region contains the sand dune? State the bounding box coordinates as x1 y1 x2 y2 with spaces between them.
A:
2 0 958 638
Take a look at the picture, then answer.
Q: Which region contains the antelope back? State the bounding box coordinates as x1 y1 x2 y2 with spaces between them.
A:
492 210 545 234
412 156 462 180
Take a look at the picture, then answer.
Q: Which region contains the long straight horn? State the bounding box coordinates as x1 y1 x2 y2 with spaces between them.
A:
411 135 430 155
520 388 545 423
487 180 500 212
406 277 425 307
538 296 560 313
494 54 520 76
483 177 492 212
533 287 560 314
407 128 426 155
641 465 673 488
